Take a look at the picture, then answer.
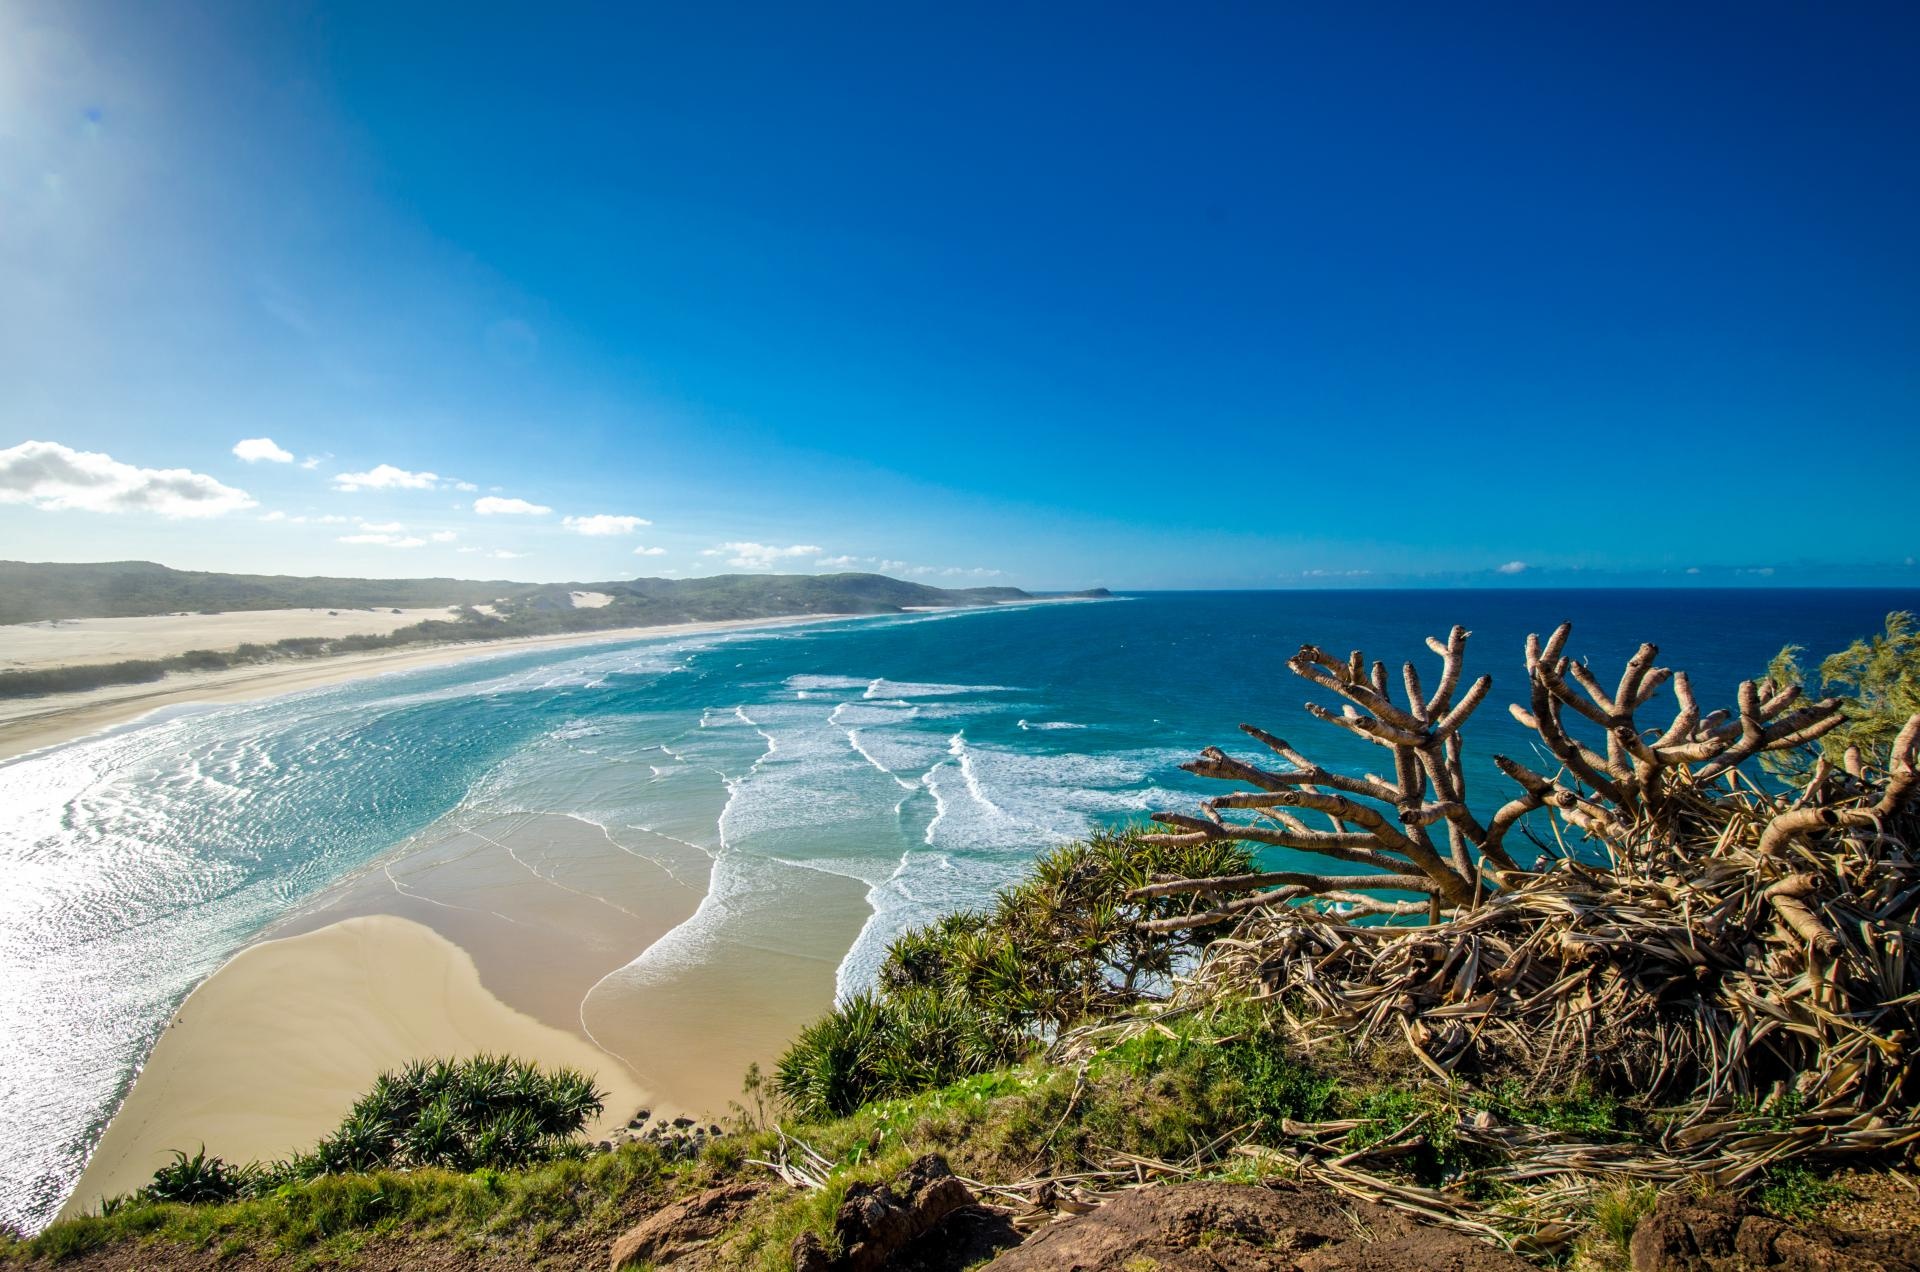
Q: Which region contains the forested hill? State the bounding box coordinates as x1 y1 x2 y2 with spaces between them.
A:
0 560 1071 625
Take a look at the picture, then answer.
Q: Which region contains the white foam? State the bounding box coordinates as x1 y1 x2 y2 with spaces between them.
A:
862 678 1018 699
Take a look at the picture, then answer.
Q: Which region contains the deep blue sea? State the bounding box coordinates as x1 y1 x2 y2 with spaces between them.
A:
2 588 1914 1229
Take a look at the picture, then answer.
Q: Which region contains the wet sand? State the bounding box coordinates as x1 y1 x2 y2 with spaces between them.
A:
64 915 651 1217
69 810 874 1214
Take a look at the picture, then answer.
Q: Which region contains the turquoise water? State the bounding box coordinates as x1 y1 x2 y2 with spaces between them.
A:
2 589 1914 1229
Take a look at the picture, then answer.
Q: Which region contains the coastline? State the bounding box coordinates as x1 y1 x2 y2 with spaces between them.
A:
31 595 1101 1221
0 612 856 763
65 810 869 1218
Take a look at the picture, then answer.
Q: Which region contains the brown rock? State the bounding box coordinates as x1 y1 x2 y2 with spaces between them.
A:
983 1180 1535 1272
608 1182 763 1269
788 1155 1011 1272
1630 1193 1920 1272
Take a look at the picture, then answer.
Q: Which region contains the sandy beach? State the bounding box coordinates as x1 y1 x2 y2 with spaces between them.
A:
64 915 653 1217
64 795 870 1215
22 600 1076 1220
0 612 853 762
0 607 472 672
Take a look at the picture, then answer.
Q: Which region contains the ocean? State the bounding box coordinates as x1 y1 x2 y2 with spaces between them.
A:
1 588 1913 1230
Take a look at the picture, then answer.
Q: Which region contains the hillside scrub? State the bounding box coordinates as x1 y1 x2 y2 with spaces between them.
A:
773 829 1255 1118
1097 618 1920 1248
3 1006 1662 1268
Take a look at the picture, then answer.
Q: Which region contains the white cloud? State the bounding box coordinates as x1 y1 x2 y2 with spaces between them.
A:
338 532 426 548
474 495 552 516
451 480 479 492
261 510 290 522
0 440 257 518
315 514 350 525
232 437 293 464
486 549 528 559
429 530 458 543
357 520 406 533
814 554 999 579
299 454 329 470
633 545 668 556
334 463 440 492
1495 561 1528 575
564 513 652 536
704 542 824 570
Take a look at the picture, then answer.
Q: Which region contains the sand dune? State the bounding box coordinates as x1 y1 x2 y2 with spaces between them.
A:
0 607 468 672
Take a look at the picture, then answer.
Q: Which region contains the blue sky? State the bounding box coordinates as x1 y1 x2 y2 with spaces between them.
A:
2 2 1916 589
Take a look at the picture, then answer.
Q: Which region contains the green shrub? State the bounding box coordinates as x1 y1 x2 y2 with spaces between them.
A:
143 1147 252 1205
776 829 1256 1118
299 1055 605 1175
1769 611 1920 775
1756 1165 1845 1219
125 1054 607 1211
1591 1183 1659 1259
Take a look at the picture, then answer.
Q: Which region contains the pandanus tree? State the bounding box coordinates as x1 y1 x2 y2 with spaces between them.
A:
1130 622 1920 1117
1135 623 1902 926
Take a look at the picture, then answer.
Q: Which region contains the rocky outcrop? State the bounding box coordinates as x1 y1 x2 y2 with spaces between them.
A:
607 1182 763 1270
981 1180 1536 1272
1630 1193 1920 1272
791 1155 1017 1272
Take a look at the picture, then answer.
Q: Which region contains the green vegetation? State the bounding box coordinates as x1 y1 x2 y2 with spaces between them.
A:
0 1005 1671 1268
9 1140 686 1267
122 1056 605 1213
774 829 1254 1118
141 1148 253 1206
1769 610 1920 772
295 1055 605 1176
1588 1183 1659 1263
1755 1165 1848 1220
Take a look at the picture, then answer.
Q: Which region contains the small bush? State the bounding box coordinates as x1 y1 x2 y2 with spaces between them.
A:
123 1054 607 1215
301 1055 606 1175
1591 1183 1659 1259
776 829 1256 1118
1756 1165 1846 1220
144 1147 251 1205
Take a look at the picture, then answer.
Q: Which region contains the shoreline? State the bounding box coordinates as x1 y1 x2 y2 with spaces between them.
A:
0 612 857 763
63 915 655 1219
0 598 1103 764
32 595 1100 1221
